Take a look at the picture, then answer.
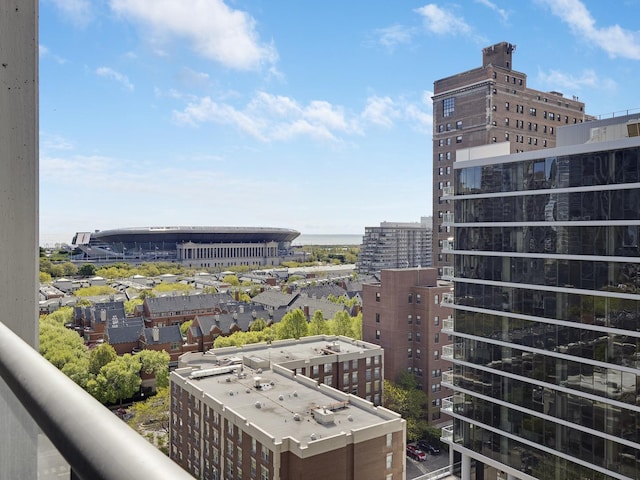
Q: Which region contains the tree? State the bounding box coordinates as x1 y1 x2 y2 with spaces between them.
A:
277 309 308 339
137 350 170 389
88 343 117 376
222 274 239 286
39 271 52 283
61 357 92 389
249 318 267 332
384 373 430 441
74 285 117 297
61 261 78 277
179 319 193 337
124 298 144 315
127 387 170 454
331 311 353 337
88 354 141 405
138 289 156 300
43 306 74 325
78 263 96 277
308 310 327 335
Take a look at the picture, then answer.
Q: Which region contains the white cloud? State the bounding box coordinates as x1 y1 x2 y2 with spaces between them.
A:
48 0 92 27
475 0 509 22
39 44 67 64
109 0 278 71
361 96 400 128
414 4 471 36
40 132 75 151
174 91 362 142
176 68 211 89
375 25 416 50
96 67 134 91
538 0 640 60
537 68 617 93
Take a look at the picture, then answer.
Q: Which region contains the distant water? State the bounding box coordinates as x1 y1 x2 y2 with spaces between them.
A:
293 234 362 246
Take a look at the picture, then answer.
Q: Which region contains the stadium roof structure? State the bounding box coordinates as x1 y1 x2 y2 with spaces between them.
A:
73 226 300 245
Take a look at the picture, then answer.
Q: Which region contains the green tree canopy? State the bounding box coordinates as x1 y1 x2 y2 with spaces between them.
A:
384 372 430 441
88 354 141 405
78 263 96 277
137 349 170 389
330 310 353 337
249 318 267 332
88 343 117 376
308 310 328 335
222 275 240 286
277 309 308 340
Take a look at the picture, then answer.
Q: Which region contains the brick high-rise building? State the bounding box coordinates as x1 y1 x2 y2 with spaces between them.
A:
362 268 453 425
432 41 589 274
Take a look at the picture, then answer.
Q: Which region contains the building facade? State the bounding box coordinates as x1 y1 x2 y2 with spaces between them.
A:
441 115 640 479
357 218 432 274
362 268 453 424
432 41 589 273
170 338 406 480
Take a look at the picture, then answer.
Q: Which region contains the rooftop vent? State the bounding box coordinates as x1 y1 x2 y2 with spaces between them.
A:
255 402 262 409
293 414 301 421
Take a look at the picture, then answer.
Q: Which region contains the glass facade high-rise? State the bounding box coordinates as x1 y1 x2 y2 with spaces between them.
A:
441 114 640 480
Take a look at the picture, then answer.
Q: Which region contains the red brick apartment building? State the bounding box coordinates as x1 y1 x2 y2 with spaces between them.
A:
171 341 406 480
432 41 589 272
362 268 453 423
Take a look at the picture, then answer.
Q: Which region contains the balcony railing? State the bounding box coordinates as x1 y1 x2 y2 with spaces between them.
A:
442 370 454 387
441 292 454 306
442 316 454 333
441 396 454 414
441 266 454 280
442 239 454 251
442 343 462 361
442 212 454 224
441 424 454 443
0 321 194 480
442 186 454 198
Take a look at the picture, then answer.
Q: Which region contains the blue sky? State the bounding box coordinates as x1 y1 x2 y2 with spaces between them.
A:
39 0 640 246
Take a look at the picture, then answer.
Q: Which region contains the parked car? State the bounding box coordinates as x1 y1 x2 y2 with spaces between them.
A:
406 444 427 462
417 440 441 455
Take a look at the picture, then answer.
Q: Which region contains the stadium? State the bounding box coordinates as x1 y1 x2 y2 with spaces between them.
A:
71 226 301 268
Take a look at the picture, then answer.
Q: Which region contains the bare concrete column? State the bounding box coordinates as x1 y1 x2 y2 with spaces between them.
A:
0 1 39 478
461 452 472 480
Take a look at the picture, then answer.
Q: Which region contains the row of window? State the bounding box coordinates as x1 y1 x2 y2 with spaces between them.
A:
437 135 463 147
407 331 440 343
437 120 463 131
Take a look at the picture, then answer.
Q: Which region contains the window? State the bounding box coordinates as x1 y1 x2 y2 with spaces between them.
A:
456 135 462 143
407 314 412 324
438 124 443 132
343 373 349 384
446 123 451 131
446 138 451 146
375 292 380 302
438 139 444 147
261 466 269 480
456 120 462 129
529 107 536 116
505 101 510 110
434 295 439 305
416 348 421 359
408 332 413 342
438 153 444 161
416 332 421 342
386 453 393 469
386 433 393 448
375 330 380 340
375 313 380 323
443 97 455 117
434 350 440 360
416 315 421 324
408 293 413 304
446 152 451 160
407 348 412 358
504 117 509 126
434 333 439 343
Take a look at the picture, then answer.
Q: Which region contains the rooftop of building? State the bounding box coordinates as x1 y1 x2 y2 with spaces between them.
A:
172 351 401 453
179 335 383 370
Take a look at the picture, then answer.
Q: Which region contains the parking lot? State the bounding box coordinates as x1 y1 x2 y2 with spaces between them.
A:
406 444 450 479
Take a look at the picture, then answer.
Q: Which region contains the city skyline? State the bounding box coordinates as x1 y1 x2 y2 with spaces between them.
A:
40 0 640 245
